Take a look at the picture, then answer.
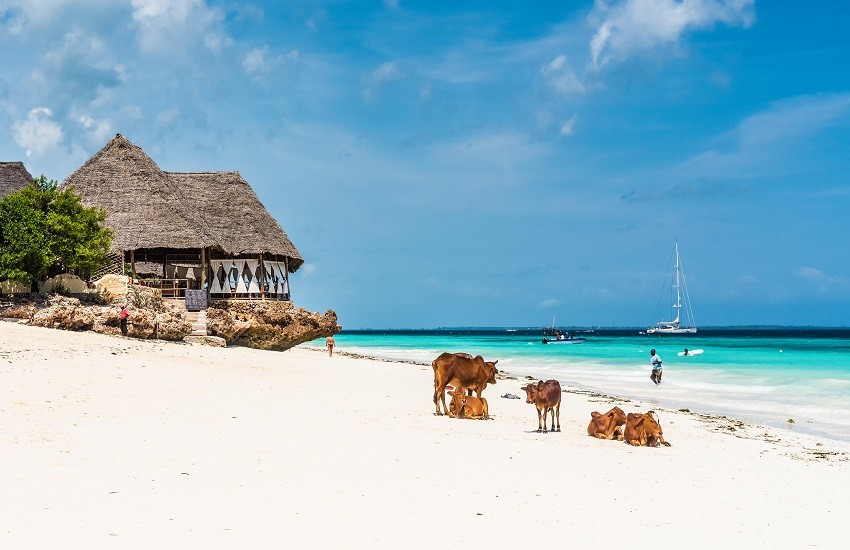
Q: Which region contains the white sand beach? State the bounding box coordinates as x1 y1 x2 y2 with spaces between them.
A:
2 321 848 548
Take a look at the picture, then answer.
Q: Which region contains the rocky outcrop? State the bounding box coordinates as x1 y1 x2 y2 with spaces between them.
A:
4 292 192 341
2 288 339 351
38 297 189 340
206 300 340 351
2 303 39 320
95 274 130 304
183 335 227 347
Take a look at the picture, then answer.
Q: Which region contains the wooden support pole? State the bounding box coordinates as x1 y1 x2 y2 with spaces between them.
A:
130 250 136 280
200 247 206 293
259 255 265 301
284 257 290 301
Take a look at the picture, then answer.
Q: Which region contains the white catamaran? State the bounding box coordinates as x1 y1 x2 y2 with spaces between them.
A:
647 241 697 335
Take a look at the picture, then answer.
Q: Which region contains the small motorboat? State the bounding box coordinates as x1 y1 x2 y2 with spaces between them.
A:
542 328 585 345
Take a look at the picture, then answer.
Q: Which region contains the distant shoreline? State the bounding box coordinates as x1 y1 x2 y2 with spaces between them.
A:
339 326 850 334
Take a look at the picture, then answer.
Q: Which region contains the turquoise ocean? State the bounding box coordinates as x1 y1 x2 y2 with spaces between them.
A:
315 328 850 442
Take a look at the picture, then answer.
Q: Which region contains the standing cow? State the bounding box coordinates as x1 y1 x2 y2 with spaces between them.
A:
521 379 561 433
432 352 498 416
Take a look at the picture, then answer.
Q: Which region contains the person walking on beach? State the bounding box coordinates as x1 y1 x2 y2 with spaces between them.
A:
650 348 663 384
119 304 130 337
326 335 335 357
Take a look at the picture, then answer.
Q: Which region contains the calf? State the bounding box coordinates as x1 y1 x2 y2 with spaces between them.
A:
624 411 671 447
587 406 627 440
521 380 561 433
449 389 489 419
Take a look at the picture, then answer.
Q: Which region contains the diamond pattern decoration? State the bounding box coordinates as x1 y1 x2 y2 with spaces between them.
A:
208 258 289 299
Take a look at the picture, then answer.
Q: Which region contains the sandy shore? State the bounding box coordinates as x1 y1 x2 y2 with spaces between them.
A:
2 321 848 548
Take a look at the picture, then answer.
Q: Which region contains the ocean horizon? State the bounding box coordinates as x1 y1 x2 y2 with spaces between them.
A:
316 327 850 443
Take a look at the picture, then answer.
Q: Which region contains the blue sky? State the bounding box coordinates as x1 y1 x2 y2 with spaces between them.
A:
2 1 849 328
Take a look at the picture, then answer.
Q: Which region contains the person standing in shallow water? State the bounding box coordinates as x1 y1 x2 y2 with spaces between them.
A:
650 348 663 384
119 304 129 337
326 335 335 357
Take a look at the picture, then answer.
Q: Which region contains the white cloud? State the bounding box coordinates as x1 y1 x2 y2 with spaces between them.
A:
541 54 586 95
361 62 401 102
538 298 561 308
794 266 848 294
735 94 850 147
130 0 231 54
371 62 401 84
243 46 272 74
559 115 578 136
796 267 843 284
12 107 63 158
298 263 317 279
156 107 180 125
434 132 549 167
41 29 124 104
241 45 299 76
681 93 850 179
589 0 755 68
0 0 109 31
77 114 112 142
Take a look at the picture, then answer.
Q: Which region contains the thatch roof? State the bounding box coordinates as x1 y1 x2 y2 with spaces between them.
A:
0 161 34 198
61 134 303 272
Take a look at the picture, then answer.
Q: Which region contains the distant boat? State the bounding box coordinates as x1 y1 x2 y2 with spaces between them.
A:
542 316 586 344
646 241 697 335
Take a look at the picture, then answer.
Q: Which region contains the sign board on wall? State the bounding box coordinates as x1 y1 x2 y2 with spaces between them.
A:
185 290 207 312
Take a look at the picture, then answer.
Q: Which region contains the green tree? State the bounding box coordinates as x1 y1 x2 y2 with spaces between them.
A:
0 175 113 291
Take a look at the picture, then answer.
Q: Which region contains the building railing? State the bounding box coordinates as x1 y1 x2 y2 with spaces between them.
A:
142 278 191 298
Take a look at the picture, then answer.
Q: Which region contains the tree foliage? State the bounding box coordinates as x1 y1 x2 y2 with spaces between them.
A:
0 175 113 289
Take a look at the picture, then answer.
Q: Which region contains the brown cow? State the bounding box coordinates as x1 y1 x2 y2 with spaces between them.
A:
432 353 498 416
449 389 489 419
587 406 627 440
521 379 561 433
624 410 671 447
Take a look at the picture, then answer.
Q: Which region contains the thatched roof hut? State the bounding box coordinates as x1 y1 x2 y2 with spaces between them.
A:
61 134 303 272
0 161 34 198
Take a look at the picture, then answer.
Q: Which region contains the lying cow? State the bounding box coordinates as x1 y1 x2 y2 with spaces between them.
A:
449 389 489 419
624 410 671 447
587 406 627 440
521 379 561 433
432 352 498 416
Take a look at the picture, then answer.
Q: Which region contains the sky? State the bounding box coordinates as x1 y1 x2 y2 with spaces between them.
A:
1 1 849 328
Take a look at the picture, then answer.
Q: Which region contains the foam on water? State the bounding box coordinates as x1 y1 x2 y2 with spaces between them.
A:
322 329 850 441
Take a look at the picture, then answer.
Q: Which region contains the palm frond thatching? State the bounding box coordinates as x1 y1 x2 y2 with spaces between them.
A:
60 134 303 272
0 161 34 198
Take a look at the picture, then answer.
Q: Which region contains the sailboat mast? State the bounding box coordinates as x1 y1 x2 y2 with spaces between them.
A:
674 241 682 322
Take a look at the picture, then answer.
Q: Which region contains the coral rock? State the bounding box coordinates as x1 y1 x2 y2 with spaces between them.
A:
206 301 340 351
